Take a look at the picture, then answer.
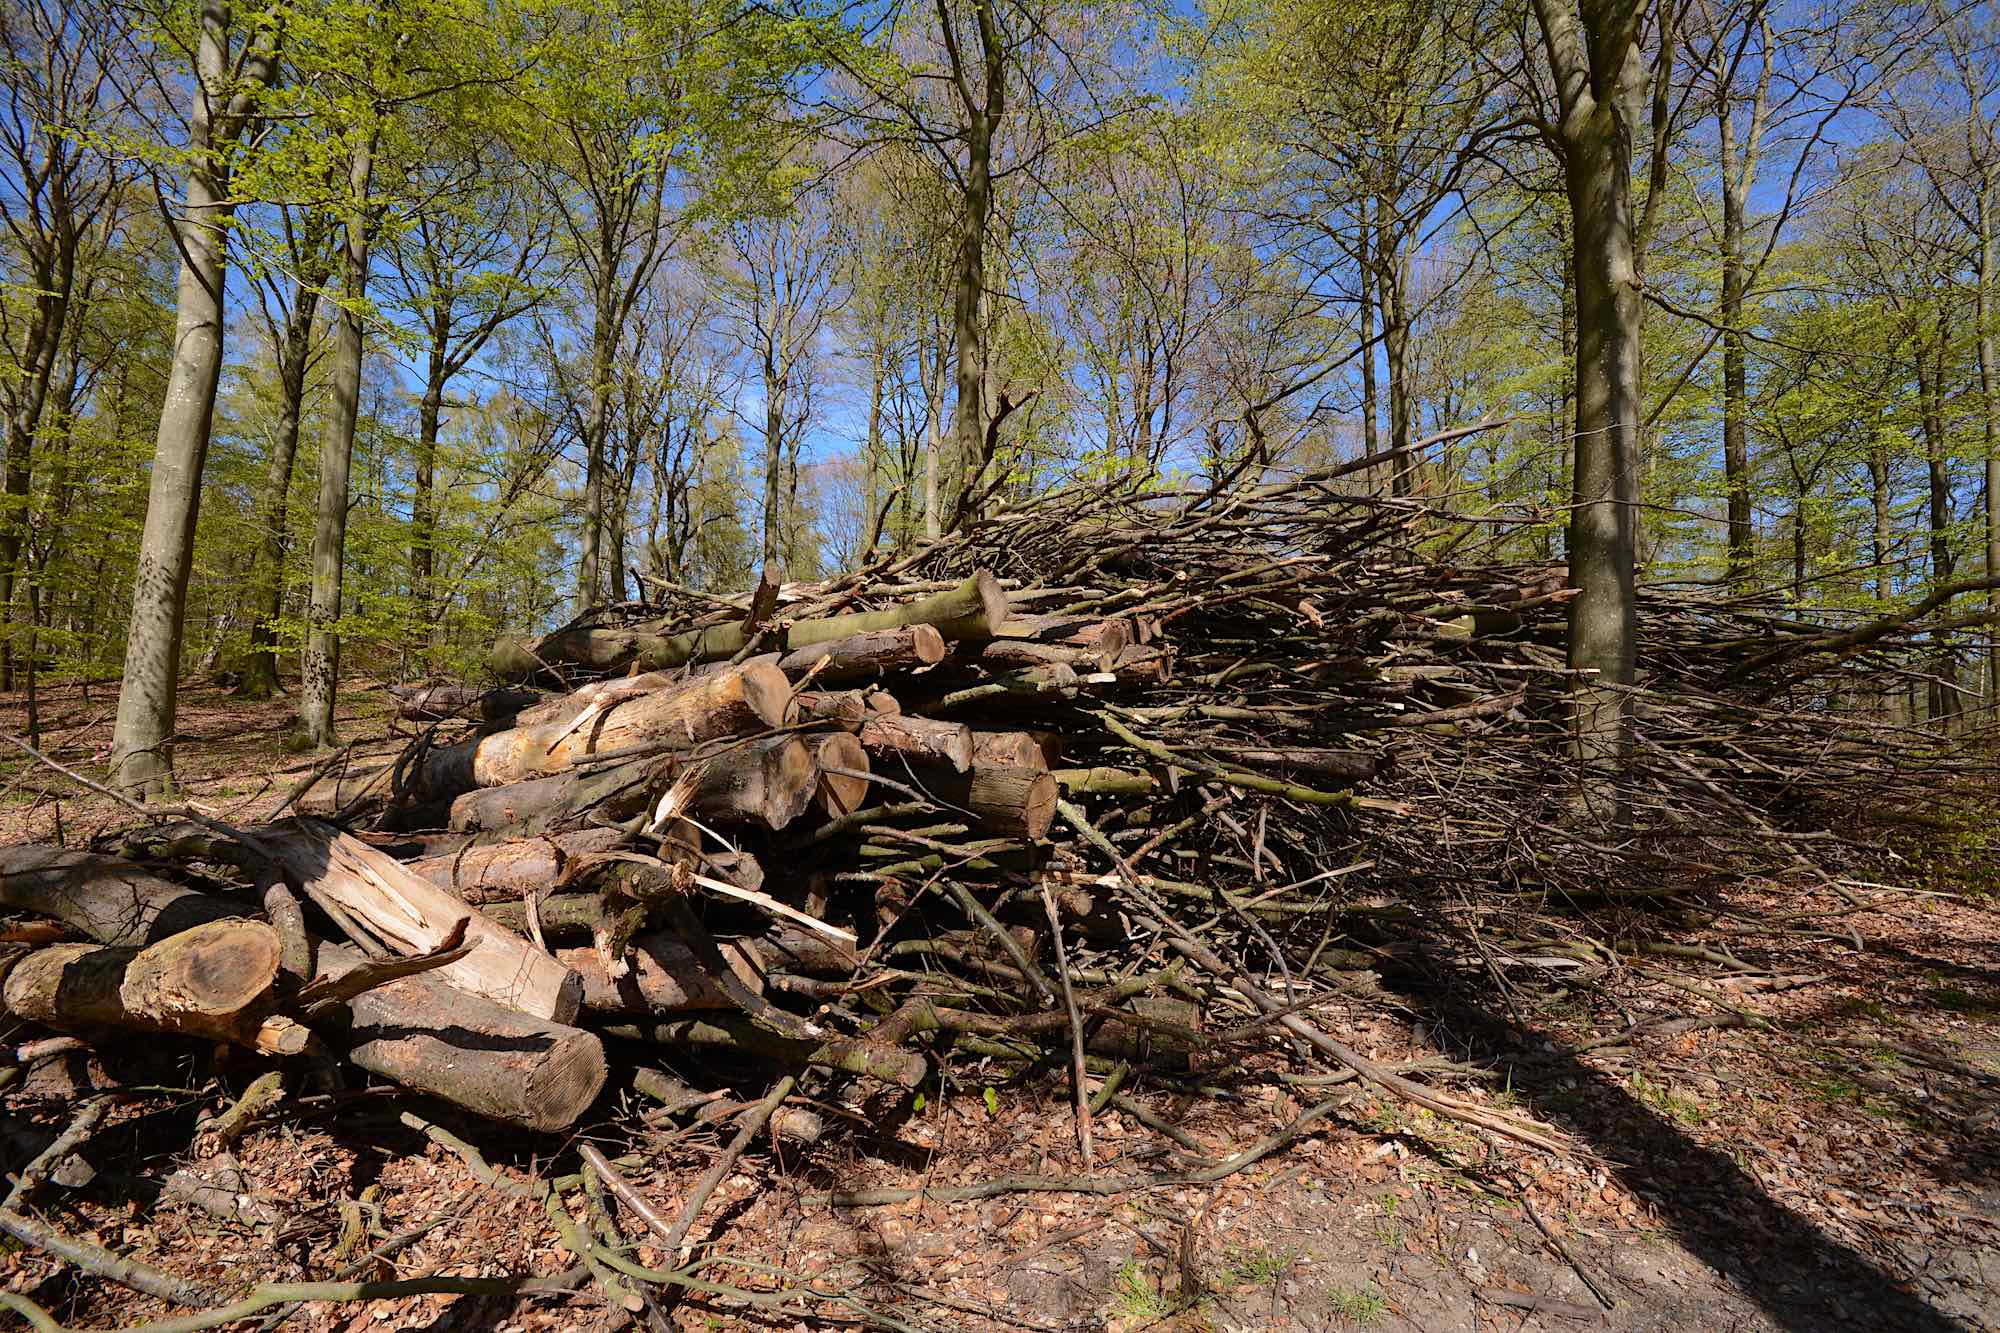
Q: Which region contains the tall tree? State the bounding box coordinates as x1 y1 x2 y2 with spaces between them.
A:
381 133 551 651
0 0 125 690
108 0 280 796
1529 0 1654 805
237 203 336 700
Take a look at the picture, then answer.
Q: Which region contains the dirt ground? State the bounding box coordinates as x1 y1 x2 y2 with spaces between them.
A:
1 681 1996 1332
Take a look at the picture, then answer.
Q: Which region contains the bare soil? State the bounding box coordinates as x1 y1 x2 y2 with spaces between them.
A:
1 682 1995 1332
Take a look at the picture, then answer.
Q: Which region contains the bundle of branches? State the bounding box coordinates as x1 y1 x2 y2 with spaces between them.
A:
2 465 1987 1159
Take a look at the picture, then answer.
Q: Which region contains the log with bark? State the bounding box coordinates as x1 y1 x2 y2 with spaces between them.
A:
411 661 794 800
491 572 1007 680
0 921 283 1047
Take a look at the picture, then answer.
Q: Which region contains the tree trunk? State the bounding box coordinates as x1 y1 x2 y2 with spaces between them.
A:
240 256 327 701
1358 197 1379 482
577 272 618 611
110 5 277 796
1537 0 1645 816
409 337 445 648
1978 170 1998 710
1380 219 1413 497
761 343 785 564
949 7 1004 526
0 258 70 694
1719 153 1753 589
923 345 945 539
299 133 376 748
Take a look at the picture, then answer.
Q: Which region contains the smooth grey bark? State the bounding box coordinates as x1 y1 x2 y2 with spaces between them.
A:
298 131 377 748
942 0 1004 526
109 2 279 796
1533 0 1648 811
1709 10 1770 590
1976 169 1998 710
240 215 334 700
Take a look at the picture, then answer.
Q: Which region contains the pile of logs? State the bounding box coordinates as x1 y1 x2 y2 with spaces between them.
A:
1 464 1986 1145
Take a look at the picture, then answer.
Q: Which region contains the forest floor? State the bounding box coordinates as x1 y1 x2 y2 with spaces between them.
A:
0 680 1996 1332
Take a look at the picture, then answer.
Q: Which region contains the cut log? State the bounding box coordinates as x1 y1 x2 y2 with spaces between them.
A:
686 735 818 829
261 820 583 1023
778 624 947 683
971 731 1050 772
319 943 606 1133
1052 766 1158 796
448 758 655 834
994 614 1132 665
415 662 794 799
0 846 245 945
490 572 1007 679
556 933 762 1017
912 763 1057 839
859 714 975 773
1 921 282 1047
808 732 871 818
795 690 868 731
404 827 631 904
0 855 602 1131
391 684 543 722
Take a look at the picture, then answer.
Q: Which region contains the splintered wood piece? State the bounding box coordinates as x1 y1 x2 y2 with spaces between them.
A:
263 819 583 1023
1 920 282 1046
808 732 871 818
859 714 975 774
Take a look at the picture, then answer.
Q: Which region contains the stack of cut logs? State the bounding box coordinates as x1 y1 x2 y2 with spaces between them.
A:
0 465 1983 1143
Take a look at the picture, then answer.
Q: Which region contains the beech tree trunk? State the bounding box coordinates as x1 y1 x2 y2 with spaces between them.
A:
110 4 279 796
1535 0 1647 815
946 0 1005 525
299 132 377 747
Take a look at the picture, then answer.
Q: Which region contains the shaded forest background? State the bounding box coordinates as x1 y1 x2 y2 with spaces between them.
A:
2 0 1996 765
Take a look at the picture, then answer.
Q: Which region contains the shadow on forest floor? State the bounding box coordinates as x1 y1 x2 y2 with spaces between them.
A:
1381 945 1983 1333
